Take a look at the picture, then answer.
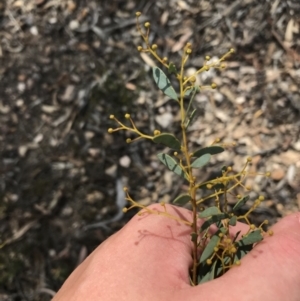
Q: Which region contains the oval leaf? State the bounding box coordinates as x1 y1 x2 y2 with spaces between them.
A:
199 206 220 218
157 153 186 179
152 67 178 101
153 133 181 150
193 146 224 157
199 213 230 233
199 233 220 264
229 216 237 226
236 230 263 247
191 153 211 169
198 260 218 284
173 194 191 206
233 195 250 212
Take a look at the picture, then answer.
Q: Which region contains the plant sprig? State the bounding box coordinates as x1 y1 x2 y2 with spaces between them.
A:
108 12 272 286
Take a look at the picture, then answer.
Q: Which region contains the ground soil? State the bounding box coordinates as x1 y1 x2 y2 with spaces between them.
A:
1 1 300 300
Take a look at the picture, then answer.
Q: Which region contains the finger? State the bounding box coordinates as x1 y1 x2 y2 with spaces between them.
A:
182 212 300 301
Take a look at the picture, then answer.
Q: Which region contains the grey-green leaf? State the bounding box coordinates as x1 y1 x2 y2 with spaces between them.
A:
199 233 220 264
173 194 191 206
229 216 237 226
157 153 186 179
193 146 224 157
198 260 218 284
168 62 177 75
153 67 178 101
153 133 181 150
236 230 263 247
199 206 220 218
199 213 230 233
185 109 197 129
233 195 250 212
191 153 211 169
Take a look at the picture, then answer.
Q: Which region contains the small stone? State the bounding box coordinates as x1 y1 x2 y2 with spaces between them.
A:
105 164 117 177
30 26 39 36
18 145 28 157
33 133 43 143
86 191 104 204
61 206 73 217
271 168 285 181
119 155 131 168
69 20 79 30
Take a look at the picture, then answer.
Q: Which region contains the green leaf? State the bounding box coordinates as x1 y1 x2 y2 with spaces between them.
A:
173 194 191 206
157 153 186 179
193 146 224 157
199 213 230 233
153 133 181 150
199 233 220 264
191 154 211 169
199 206 220 218
198 260 217 284
168 62 177 75
236 230 263 247
184 85 200 97
233 195 250 212
235 244 253 260
229 216 237 226
152 67 178 101
185 109 197 129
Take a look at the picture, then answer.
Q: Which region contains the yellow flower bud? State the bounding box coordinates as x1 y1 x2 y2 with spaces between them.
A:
109 114 114 119
247 157 252 162
123 187 128 192
162 57 168 62
268 230 274 236
137 46 143 52
151 44 158 50
230 48 235 53
190 76 196 83
231 247 237 253
204 65 210 71
135 12 141 17
126 138 132 143
211 83 217 89
259 195 265 201
186 42 192 48
186 48 192 54
108 128 113 133
122 207 128 213
205 55 211 61
125 113 130 119
235 260 241 266
144 22 150 28
206 259 212 265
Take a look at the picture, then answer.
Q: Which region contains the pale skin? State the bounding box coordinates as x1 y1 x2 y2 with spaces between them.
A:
53 204 300 301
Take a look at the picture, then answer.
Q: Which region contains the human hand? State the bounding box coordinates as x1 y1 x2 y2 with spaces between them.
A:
53 204 300 301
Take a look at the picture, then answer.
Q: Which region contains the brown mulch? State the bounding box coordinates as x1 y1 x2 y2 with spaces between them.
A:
0 0 300 300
